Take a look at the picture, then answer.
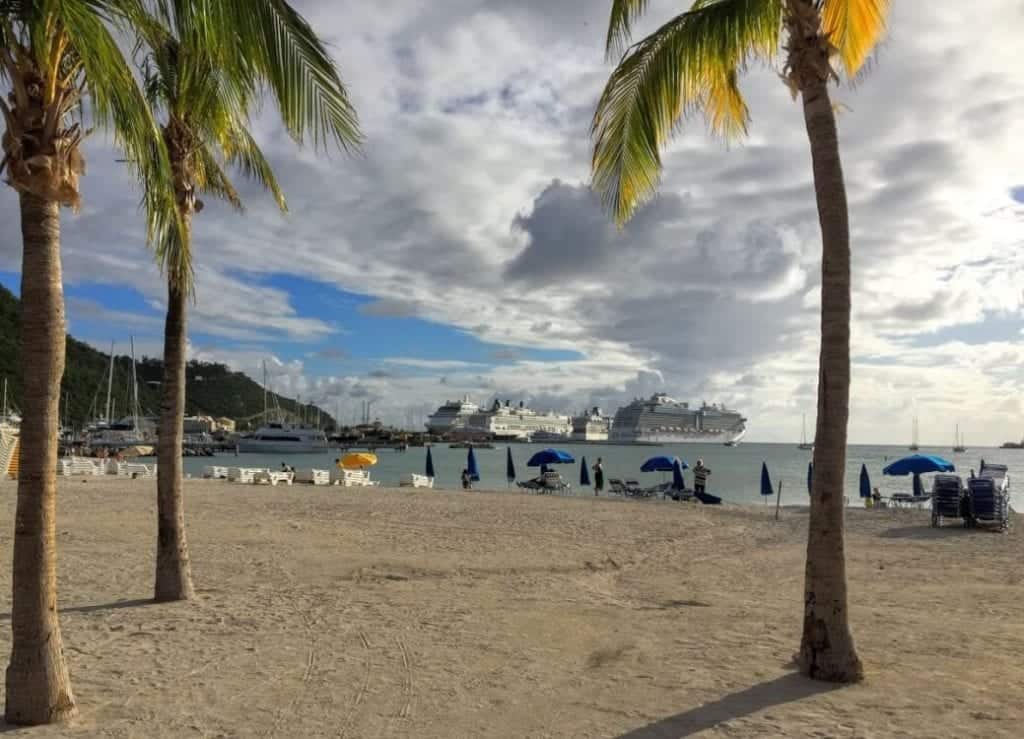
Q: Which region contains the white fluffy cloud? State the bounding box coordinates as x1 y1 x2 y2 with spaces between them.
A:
1 1 1022 443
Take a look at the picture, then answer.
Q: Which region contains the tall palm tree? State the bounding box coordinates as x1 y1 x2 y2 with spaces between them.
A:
0 0 179 724
133 0 361 602
592 0 889 682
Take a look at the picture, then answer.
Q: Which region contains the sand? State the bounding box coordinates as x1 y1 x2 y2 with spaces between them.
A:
0 477 1021 738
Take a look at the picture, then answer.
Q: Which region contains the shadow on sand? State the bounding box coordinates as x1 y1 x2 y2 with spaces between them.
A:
615 672 838 739
878 524 977 541
0 598 155 621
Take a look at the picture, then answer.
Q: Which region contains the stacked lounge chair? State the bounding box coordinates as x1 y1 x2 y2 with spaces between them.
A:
930 474 966 527
967 476 1010 530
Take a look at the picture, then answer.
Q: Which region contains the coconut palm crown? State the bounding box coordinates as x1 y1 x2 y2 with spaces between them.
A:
592 0 889 223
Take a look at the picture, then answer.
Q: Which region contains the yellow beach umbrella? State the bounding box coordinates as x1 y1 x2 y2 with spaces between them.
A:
339 452 377 469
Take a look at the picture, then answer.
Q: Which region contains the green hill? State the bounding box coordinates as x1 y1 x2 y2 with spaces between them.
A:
0 283 334 430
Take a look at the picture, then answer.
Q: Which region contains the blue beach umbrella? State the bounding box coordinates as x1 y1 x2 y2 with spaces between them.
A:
760 461 774 503
527 448 575 466
807 461 814 494
425 446 435 478
882 454 955 476
671 458 686 491
859 464 871 499
467 447 480 482
883 454 952 497
580 456 591 487
506 447 516 483
641 455 683 472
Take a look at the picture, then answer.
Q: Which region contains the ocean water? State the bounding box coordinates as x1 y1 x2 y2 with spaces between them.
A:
182 442 1022 508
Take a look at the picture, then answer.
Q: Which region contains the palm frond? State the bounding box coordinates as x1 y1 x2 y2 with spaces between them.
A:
605 0 651 59
213 0 362 153
592 0 782 224
821 0 890 76
53 0 182 245
193 142 242 211
219 121 286 211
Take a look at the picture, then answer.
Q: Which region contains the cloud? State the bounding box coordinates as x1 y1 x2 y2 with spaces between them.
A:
1 0 1022 443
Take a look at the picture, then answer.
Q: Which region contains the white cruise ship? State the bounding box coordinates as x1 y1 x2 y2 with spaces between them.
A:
571 407 612 441
426 396 480 434
610 393 746 445
466 400 572 441
237 422 330 454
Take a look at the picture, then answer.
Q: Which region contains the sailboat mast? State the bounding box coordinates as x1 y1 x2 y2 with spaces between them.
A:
105 340 115 422
130 336 140 430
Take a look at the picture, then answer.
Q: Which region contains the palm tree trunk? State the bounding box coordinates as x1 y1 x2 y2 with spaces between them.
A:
5 192 77 724
154 239 195 602
789 0 863 682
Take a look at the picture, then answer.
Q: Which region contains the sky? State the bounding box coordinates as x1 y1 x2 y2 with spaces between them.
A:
0 0 1022 443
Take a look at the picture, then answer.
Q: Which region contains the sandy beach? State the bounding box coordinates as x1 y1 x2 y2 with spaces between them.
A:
0 478 1021 738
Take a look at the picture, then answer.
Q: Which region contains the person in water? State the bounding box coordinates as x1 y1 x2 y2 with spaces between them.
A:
592 457 604 496
693 459 711 495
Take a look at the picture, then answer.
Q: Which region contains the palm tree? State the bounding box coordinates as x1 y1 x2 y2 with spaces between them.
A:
592 0 890 682
133 0 361 602
0 0 179 724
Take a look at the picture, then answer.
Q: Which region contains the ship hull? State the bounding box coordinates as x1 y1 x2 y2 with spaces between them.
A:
611 429 745 445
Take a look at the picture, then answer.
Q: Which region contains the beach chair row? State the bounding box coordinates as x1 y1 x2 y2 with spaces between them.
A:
57 456 156 479
221 466 378 487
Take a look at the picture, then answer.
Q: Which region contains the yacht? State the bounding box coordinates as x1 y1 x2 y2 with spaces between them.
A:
426 396 480 434
610 393 746 445
237 422 330 454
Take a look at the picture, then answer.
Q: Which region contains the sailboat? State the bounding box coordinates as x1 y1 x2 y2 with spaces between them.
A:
953 423 966 453
909 416 920 451
797 413 813 450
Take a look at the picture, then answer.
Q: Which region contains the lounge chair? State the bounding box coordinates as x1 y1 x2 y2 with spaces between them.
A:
967 476 1009 530
607 478 627 495
978 461 1009 494
930 474 966 527
889 493 932 509
623 479 653 498
400 473 434 488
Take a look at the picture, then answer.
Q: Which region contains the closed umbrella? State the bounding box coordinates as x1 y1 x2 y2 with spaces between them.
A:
425 446 435 478
506 447 516 484
859 464 871 500
671 458 686 491
467 447 480 482
580 456 591 487
760 461 773 504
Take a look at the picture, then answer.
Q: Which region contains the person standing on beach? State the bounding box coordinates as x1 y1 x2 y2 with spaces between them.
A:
461 468 472 490
592 458 604 496
694 459 711 495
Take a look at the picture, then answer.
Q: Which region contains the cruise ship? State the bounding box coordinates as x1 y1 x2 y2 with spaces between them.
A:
610 393 746 445
571 407 612 441
466 400 572 441
237 422 330 454
426 396 480 434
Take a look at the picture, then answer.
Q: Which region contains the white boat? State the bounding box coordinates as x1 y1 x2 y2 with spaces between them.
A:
570 407 612 441
236 423 330 454
426 396 480 434
610 393 746 445
237 360 329 454
466 400 572 441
